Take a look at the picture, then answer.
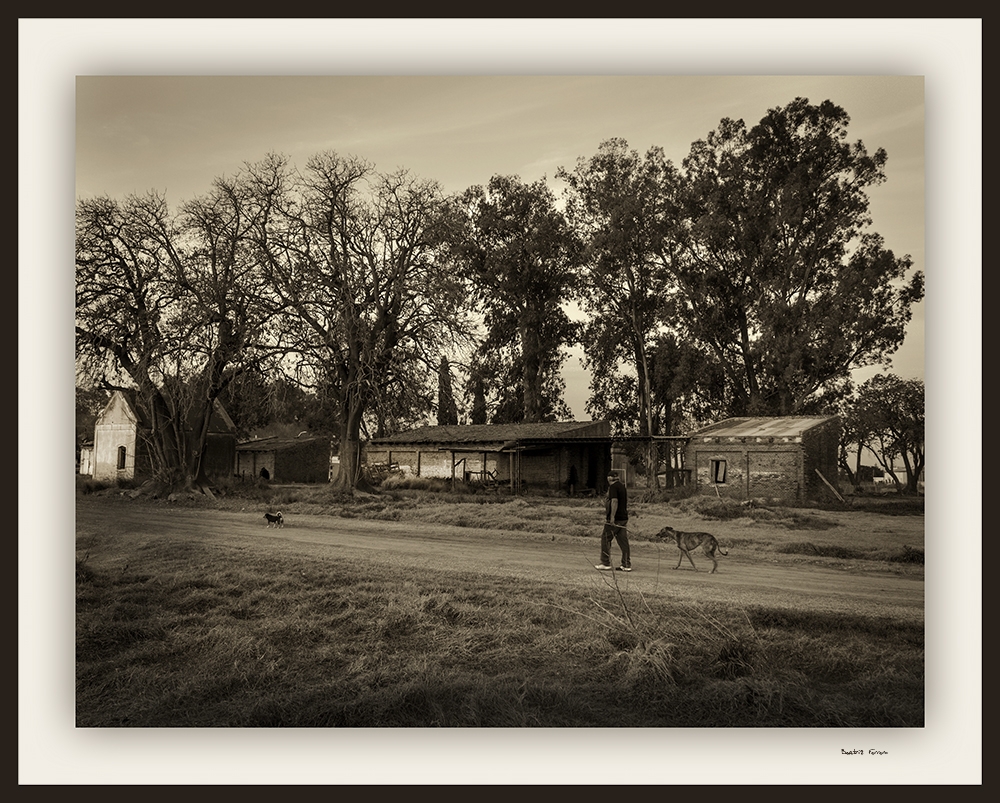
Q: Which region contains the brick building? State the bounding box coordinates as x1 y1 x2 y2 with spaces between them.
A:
684 416 841 503
365 421 612 494
91 390 236 483
236 435 332 484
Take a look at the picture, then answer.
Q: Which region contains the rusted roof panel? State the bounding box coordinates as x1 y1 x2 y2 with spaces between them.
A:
371 421 610 445
690 416 837 440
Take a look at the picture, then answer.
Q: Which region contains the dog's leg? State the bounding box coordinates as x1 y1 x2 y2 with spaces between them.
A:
705 541 720 573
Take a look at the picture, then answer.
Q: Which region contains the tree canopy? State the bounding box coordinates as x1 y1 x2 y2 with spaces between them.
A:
673 98 923 415
245 152 473 490
559 138 683 438
845 374 925 493
76 96 924 493
75 176 278 490
454 175 580 423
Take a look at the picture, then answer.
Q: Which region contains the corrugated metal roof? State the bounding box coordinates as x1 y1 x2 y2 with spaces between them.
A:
690 416 837 439
237 436 326 452
371 421 610 445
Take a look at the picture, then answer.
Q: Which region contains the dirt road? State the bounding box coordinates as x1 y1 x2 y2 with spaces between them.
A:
76 499 924 623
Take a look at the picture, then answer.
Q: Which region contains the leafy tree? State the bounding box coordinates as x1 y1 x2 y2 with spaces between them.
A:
454 175 580 423
673 98 924 416
472 342 573 424
834 383 868 490
437 356 459 425
560 139 687 485
848 374 925 494
559 139 683 441
75 177 276 492
248 152 473 492
465 367 489 425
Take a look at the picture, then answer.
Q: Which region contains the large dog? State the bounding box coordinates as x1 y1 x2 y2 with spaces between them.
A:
263 511 284 529
655 525 728 573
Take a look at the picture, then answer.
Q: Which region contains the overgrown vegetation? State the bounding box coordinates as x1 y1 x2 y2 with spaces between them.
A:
77 486 923 727
76 531 923 727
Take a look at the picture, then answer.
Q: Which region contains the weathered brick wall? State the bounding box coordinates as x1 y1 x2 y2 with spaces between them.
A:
416 450 453 478
453 450 504 481
381 449 420 476
93 422 136 481
689 447 747 500
687 442 803 501
274 442 329 483
93 424 154 481
747 449 801 499
202 434 236 480
365 445 457 479
801 417 841 499
237 451 275 480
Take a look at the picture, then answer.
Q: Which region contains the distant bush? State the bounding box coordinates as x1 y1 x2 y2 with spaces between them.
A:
673 496 749 521
212 476 274 502
381 475 456 493
889 545 925 564
776 542 865 559
76 476 110 495
776 542 925 564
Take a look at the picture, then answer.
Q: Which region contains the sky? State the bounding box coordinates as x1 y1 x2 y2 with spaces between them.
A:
74 73 926 419
21 18 980 787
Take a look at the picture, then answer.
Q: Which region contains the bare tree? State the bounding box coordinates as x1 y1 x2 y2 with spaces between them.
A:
76 175 277 492
249 152 473 492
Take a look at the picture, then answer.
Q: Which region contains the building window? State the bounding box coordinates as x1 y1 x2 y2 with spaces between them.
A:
710 459 727 484
117 446 127 470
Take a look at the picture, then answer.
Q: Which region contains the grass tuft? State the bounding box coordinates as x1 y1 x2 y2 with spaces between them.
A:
75 494 923 727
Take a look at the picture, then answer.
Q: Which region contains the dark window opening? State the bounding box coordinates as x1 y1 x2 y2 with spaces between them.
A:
711 459 727 484
117 446 127 470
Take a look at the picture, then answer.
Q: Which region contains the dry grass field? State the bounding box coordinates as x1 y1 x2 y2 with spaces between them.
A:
75 480 924 727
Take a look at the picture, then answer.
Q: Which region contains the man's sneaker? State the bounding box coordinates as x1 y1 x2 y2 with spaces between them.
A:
595 563 614 570
617 565 632 572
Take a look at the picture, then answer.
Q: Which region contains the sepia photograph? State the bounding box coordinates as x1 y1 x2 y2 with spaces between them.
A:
22 18 980 785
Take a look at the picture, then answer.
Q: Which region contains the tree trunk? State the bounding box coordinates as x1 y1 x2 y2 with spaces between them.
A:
520 316 543 423
330 390 377 494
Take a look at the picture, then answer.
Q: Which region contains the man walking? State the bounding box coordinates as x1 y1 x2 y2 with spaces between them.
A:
596 470 631 572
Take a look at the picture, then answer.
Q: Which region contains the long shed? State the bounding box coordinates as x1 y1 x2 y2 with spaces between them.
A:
684 416 841 503
366 421 612 494
236 435 332 483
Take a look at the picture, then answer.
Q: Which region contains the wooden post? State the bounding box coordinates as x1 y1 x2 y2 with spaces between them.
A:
815 468 846 503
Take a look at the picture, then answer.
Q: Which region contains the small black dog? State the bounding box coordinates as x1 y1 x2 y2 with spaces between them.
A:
263 511 284 528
